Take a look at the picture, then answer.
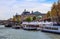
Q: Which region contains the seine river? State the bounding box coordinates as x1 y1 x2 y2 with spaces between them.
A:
0 25 60 39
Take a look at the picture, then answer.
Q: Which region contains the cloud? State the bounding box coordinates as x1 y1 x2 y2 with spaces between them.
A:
11 1 52 13
0 0 57 20
0 0 16 20
24 0 46 2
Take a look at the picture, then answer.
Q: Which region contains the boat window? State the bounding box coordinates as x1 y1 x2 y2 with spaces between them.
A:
51 27 58 30
45 27 58 30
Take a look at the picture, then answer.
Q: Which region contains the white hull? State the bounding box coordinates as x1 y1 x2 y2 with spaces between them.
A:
40 22 60 34
42 28 60 33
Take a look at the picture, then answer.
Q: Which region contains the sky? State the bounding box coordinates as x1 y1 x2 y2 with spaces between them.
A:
0 0 58 20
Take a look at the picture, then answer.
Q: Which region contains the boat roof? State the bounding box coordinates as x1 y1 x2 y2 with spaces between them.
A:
22 22 53 25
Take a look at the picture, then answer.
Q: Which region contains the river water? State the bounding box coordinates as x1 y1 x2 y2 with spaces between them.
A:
0 25 60 39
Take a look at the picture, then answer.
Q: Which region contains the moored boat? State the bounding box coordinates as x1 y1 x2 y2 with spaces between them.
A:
23 25 38 30
40 22 60 34
22 22 40 31
5 24 12 27
12 25 21 29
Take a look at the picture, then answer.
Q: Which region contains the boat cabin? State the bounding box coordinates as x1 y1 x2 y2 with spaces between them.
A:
22 22 40 28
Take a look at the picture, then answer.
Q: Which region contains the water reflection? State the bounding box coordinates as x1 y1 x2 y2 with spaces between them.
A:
0 36 7 39
0 25 60 39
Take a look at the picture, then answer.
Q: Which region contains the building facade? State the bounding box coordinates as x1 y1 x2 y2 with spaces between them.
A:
12 9 46 22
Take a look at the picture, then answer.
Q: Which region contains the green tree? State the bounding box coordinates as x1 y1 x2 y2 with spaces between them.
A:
33 16 36 21
46 11 51 18
26 17 33 22
17 16 21 23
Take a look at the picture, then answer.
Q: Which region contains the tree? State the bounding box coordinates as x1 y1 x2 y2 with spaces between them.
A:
49 1 60 22
50 2 58 22
26 17 33 22
13 16 17 22
51 2 57 17
45 0 60 22
46 11 51 18
33 16 36 21
17 16 21 23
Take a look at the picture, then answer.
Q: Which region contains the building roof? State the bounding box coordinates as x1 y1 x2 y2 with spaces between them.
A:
22 11 30 15
21 11 46 16
22 9 31 15
32 11 41 15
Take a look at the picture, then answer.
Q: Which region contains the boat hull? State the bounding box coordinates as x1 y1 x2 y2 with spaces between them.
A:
5 24 12 27
12 27 20 29
23 27 39 31
41 30 60 34
23 28 37 30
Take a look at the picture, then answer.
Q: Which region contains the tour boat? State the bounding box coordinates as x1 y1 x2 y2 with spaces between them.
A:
23 25 40 30
22 22 40 30
40 22 60 34
23 27 37 30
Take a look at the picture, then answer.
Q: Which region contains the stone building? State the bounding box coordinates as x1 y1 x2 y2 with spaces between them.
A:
12 9 46 22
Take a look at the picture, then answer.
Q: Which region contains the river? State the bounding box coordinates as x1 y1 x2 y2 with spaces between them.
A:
0 25 60 39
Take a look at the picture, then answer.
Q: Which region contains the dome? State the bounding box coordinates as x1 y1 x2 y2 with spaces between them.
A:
32 11 41 15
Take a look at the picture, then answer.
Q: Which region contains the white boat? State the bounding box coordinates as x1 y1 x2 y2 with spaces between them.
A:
23 25 40 30
41 22 60 34
22 22 40 30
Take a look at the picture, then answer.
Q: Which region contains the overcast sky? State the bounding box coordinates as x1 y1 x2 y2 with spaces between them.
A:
0 0 58 20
